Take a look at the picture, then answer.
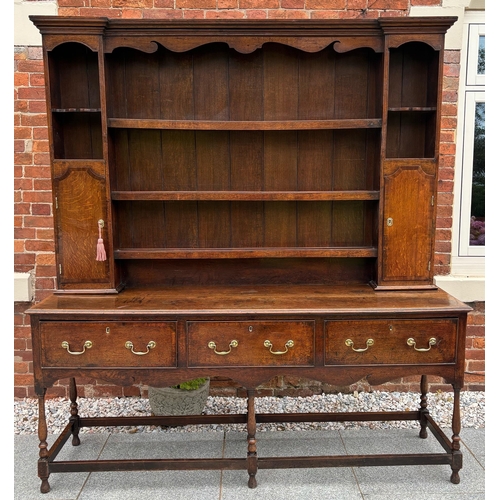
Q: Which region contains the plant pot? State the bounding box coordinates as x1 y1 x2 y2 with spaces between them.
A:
148 378 210 416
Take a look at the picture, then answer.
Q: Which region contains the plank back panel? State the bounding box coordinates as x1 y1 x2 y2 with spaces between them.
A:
49 42 100 109
114 201 375 250
121 258 374 286
110 129 379 192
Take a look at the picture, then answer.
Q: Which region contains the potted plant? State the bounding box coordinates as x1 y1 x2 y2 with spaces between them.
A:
148 377 210 416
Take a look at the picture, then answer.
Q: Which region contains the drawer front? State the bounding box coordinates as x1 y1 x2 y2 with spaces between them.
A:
40 321 176 367
187 321 315 367
325 319 457 365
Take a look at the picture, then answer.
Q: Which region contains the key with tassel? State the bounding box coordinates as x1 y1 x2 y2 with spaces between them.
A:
96 219 106 261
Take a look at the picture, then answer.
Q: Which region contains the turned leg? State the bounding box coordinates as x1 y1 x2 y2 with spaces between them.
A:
37 389 51 494
450 384 463 484
246 389 258 488
419 375 429 439
69 377 81 446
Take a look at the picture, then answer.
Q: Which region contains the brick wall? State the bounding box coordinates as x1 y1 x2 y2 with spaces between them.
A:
14 0 485 399
435 48 460 276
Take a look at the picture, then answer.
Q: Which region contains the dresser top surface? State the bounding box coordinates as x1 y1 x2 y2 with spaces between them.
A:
28 284 471 317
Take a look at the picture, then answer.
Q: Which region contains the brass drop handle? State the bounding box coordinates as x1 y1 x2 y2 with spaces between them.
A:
264 339 294 355
125 340 156 355
208 340 238 355
61 340 93 355
407 337 437 352
345 338 374 352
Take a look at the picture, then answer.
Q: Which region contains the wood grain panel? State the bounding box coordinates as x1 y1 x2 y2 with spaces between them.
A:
187 320 314 367
228 50 263 121
193 43 229 120
49 42 100 109
334 49 370 119
263 131 297 190
298 48 335 120
115 201 166 249
159 49 194 120
331 201 367 246
263 44 298 121
105 47 127 117
230 131 264 191
230 201 264 248
121 258 373 286
41 321 176 367
52 112 103 160
333 130 372 190
297 202 332 248
165 201 198 248
161 131 197 191
127 129 163 190
198 201 231 248
382 166 434 282
325 318 457 365
389 42 437 109
196 131 230 190
109 129 130 191
54 169 109 286
264 201 297 247
297 131 334 191
122 49 160 118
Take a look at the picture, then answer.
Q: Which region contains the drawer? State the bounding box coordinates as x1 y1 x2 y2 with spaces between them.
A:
40 321 176 368
325 319 457 365
187 321 314 367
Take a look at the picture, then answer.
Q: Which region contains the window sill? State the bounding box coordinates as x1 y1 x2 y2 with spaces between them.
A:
434 275 485 302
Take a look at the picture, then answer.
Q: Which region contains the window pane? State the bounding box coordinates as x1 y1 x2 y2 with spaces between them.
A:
470 102 485 246
477 35 485 74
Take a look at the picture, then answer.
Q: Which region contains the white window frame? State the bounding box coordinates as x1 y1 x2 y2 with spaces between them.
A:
450 10 485 276
466 23 485 86
458 91 484 258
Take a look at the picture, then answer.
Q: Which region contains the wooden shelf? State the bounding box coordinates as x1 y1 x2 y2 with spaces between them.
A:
388 107 436 112
52 108 101 113
111 191 380 202
114 247 378 259
108 118 382 131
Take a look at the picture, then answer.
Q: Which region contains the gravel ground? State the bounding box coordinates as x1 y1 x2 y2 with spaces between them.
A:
14 390 484 435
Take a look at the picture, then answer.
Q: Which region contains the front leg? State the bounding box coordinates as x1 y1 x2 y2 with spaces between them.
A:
37 389 50 493
69 377 81 446
246 389 258 488
450 384 463 484
419 374 429 438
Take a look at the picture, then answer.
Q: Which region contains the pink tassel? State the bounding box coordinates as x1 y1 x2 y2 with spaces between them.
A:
96 220 106 261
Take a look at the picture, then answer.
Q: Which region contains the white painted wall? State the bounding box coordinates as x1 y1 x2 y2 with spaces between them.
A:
14 1 57 46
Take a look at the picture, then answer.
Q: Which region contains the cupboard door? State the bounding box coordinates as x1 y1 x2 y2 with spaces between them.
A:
54 164 111 290
380 164 435 286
